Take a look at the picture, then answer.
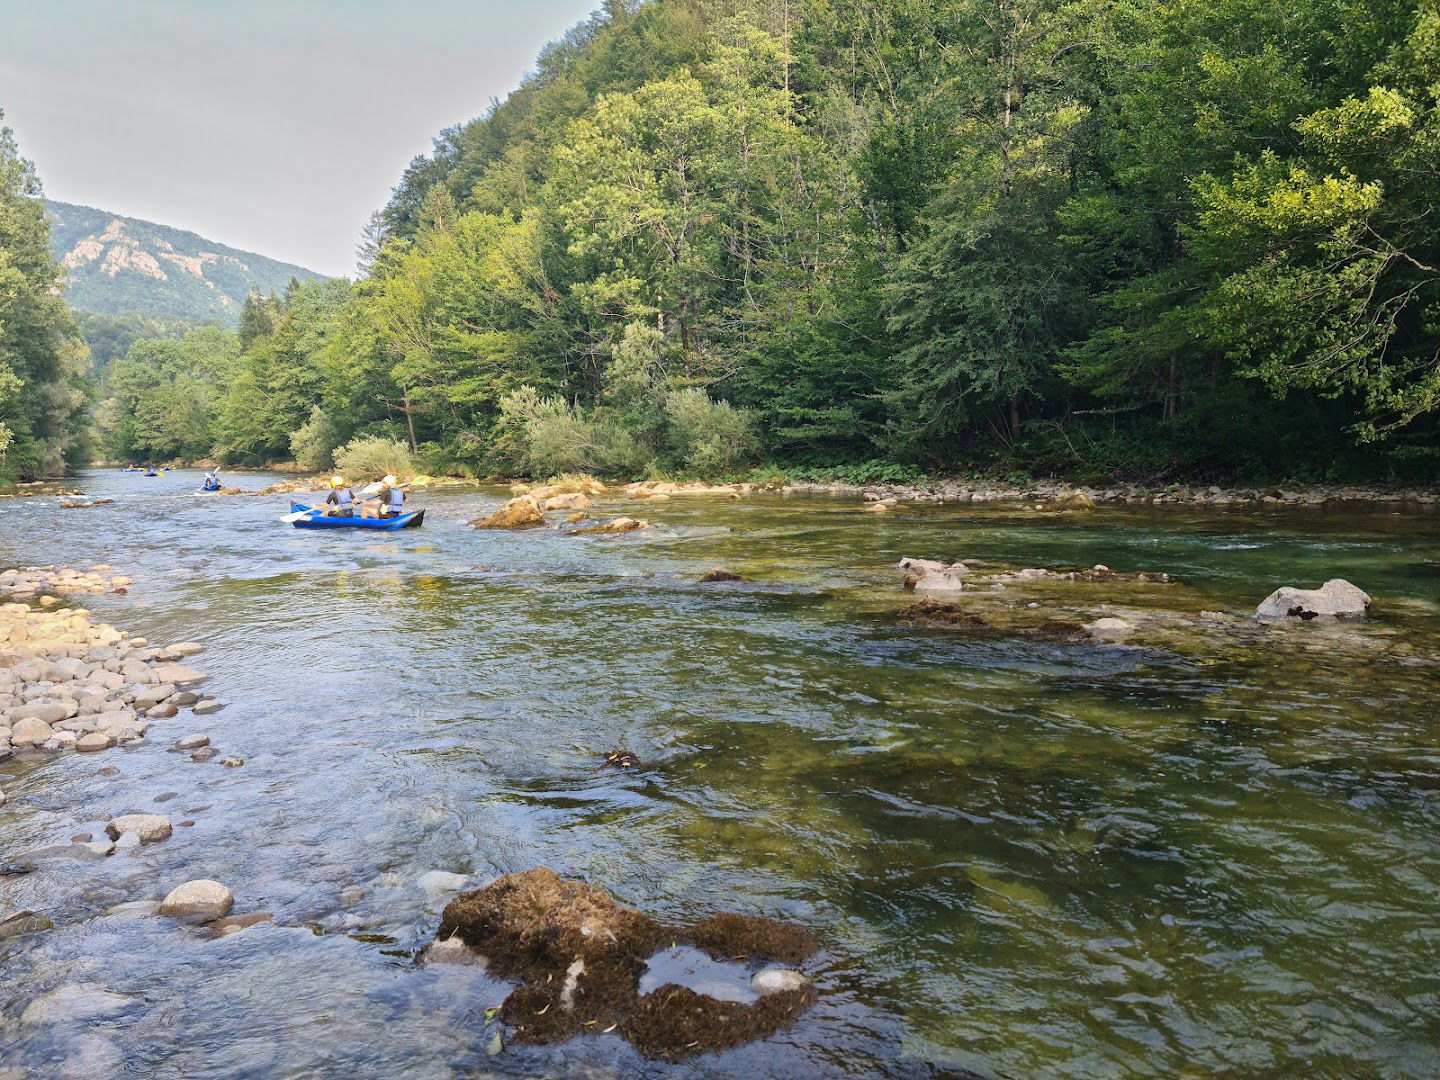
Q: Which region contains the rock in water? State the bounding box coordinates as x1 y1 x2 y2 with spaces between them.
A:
698 568 745 583
0 910 52 940
159 879 233 918
470 495 546 530
105 814 172 843
897 557 967 593
750 968 811 996
20 984 133 1024
1255 579 1371 620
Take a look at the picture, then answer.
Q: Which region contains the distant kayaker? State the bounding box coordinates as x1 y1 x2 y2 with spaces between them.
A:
324 475 355 516
203 470 221 491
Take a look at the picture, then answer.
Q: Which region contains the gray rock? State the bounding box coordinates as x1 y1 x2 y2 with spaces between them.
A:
171 691 199 706
10 716 54 746
20 984 134 1024
146 703 179 719
1256 578 1371 620
105 814 172 843
159 879 233 918
150 663 207 685
175 733 210 750
132 683 176 710
192 699 224 715
103 901 162 918
76 732 113 753
11 701 70 725
191 747 218 762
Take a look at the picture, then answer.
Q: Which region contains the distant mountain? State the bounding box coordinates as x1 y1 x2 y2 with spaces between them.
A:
46 200 328 325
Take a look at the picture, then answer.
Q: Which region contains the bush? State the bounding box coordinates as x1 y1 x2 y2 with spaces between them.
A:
289 406 340 471
332 435 418 482
664 389 759 475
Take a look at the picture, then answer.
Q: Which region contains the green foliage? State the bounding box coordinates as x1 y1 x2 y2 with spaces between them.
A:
69 0 1440 484
332 435 419 482
0 112 88 480
290 405 340 471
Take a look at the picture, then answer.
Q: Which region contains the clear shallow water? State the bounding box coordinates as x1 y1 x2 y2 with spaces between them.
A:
1 469 1438 1078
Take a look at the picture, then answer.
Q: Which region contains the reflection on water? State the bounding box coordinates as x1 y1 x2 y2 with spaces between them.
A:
1 469 1438 1077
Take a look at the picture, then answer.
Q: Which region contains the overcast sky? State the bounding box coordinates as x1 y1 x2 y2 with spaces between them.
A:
0 0 603 277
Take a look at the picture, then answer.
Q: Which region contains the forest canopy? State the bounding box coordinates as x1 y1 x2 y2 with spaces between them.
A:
58 1 1440 479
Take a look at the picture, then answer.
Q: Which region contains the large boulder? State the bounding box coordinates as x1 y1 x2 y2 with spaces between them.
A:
571 517 651 535
10 716 54 747
1255 579 1371 621
542 493 590 511
470 495 546 530
150 664 207 685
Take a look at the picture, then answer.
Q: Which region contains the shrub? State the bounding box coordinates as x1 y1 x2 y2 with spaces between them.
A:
664 389 759 475
289 406 340 471
332 435 418 482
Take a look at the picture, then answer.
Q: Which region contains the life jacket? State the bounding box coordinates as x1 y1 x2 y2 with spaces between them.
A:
332 487 354 507
386 487 405 512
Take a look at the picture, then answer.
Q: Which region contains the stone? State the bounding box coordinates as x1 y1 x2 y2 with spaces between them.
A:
542 493 590 511
113 831 143 854
104 901 161 917
572 517 651 535
1255 578 1371 620
419 933 487 966
175 733 210 750
698 568 745 583
470 495 546 530
132 683 176 709
1052 490 1096 511
11 701 69 725
192 699 224 715
898 557 967 593
20 984 133 1024
191 747 219 762
219 756 244 768
418 870 472 905
171 691 199 706
146 703 179 719
1085 617 1136 641
159 879 234 918
105 814 173 843
150 663 207 685
750 968 810 996
209 912 273 935
165 642 204 657
0 910 53 940
10 716 54 747
76 732 114 752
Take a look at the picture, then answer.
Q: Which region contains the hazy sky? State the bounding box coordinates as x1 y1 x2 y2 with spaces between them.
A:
0 0 603 277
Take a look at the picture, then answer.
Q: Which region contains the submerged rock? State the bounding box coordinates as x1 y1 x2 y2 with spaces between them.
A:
750 968 812 996
435 867 818 1058
1255 579 1371 621
698 568 745 583
0 910 52 940
20 984 133 1024
572 517 652 535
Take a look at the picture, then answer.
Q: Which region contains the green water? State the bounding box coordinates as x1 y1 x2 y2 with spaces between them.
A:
1 471 1437 1077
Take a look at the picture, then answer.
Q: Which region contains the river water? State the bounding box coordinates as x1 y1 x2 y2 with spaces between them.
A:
2 469 1438 1078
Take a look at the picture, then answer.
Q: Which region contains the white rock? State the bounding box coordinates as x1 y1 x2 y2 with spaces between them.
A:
1255 578 1371 620
750 968 810 996
150 663 207 685
10 716 54 747
159 879 233 918
1085 617 1136 641
417 870 471 904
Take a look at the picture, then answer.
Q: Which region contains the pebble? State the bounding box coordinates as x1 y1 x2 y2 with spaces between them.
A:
219 757 244 768
159 879 234 918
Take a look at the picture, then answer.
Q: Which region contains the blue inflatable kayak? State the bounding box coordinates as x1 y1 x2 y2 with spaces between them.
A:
288 503 425 530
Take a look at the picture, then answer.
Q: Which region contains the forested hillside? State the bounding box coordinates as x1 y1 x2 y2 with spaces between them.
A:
47 201 326 325
0 113 87 481
97 0 1440 481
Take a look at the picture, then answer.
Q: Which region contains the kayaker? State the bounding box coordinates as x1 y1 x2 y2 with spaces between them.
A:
203 470 221 491
383 478 406 518
323 475 356 516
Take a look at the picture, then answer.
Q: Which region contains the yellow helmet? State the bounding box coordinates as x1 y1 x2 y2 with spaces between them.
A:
331 475 344 487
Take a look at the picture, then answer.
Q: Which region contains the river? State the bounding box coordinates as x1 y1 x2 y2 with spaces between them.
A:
2 468 1438 1077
